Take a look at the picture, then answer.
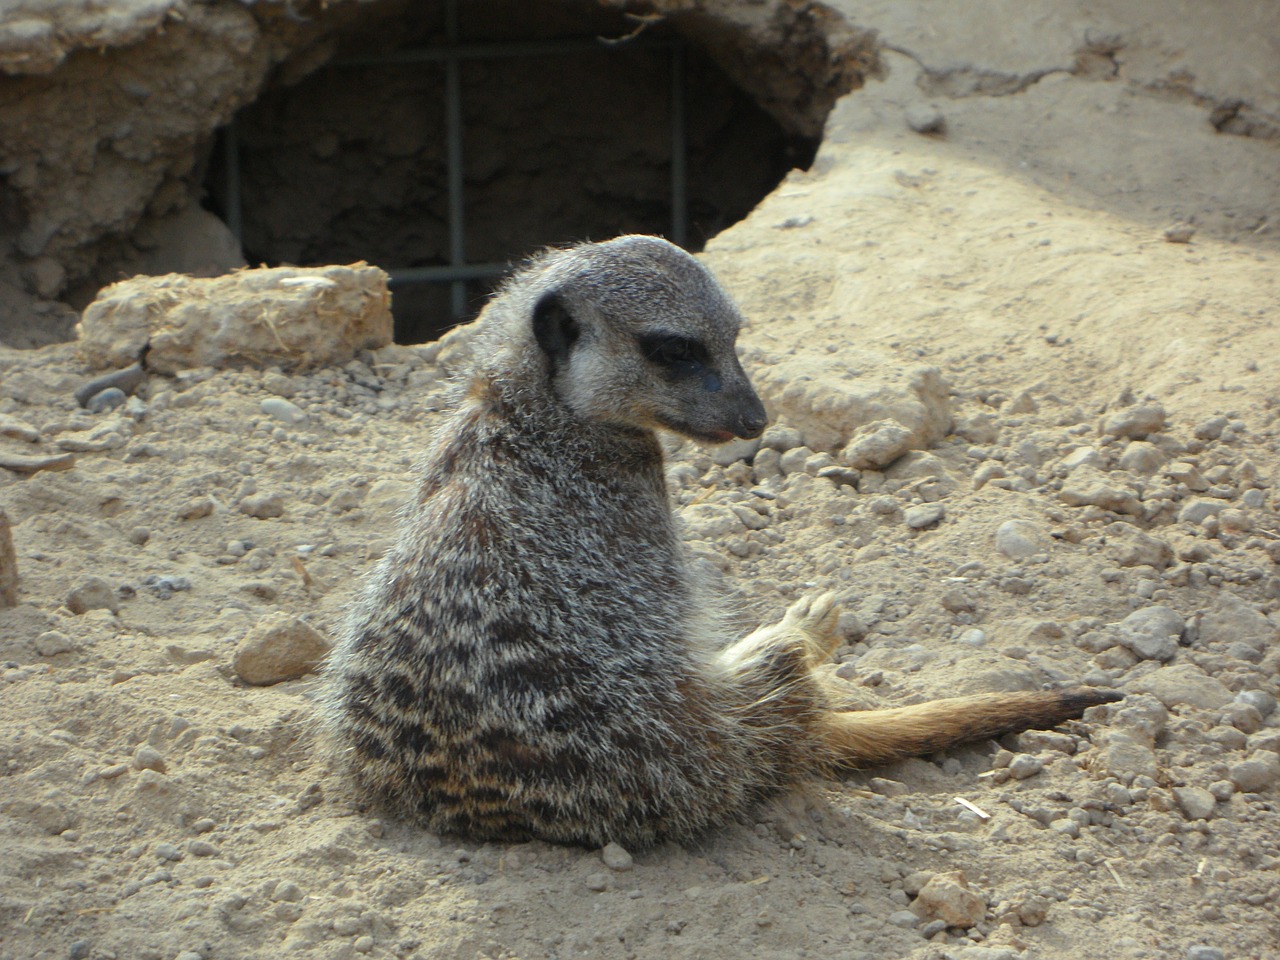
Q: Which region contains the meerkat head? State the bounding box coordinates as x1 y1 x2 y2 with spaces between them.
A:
526 236 768 443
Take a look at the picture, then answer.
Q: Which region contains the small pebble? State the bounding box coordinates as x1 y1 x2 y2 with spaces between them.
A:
1115 605 1183 662
272 880 304 902
34 631 75 656
601 842 634 871
74 363 146 407
912 871 986 928
585 872 609 892
1008 754 1044 780
154 842 183 861
1229 751 1280 792
65 576 119 615
177 497 215 521
994 519 1049 559
261 397 308 425
920 919 947 938
69 941 92 960
888 909 919 928
232 613 331 686
86 387 126 413
1236 689 1277 719
904 104 946 134
904 504 945 529
239 493 286 520
1049 818 1079 838
1208 780 1235 801
1173 786 1216 821
1186 948 1224 960
132 744 167 773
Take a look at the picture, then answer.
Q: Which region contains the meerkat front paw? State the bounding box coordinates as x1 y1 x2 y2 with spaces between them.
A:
781 590 843 662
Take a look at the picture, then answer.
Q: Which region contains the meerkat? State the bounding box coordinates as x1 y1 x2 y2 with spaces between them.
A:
321 235 1119 848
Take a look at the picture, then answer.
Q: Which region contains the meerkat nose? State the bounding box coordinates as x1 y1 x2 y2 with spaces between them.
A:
736 403 768 439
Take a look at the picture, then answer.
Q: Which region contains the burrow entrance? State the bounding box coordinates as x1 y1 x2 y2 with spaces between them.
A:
202 0 869 343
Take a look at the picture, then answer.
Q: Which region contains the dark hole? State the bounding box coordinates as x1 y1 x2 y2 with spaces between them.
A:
203 2 817 344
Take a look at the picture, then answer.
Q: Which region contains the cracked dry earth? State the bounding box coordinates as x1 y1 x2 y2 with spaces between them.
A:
3 4 1280 960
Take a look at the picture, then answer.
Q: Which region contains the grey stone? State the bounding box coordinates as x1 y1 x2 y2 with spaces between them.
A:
132 745 167 773
601 842 634 871
1199 593 1275 654
86 386 126 413
1117 441 1167 474
66 576 119 615
905 104 946 134
74 363 146 407
760 425 803 451
1236 690 1277 719
1193 416 1229 441
1229 751 1280 793
1132 664 1232 710
1008 754 1044 780
238 493 286 520
1116 605 1183 661
1058 466 1141 515
1096 731 1159 782
1105 526 1173 569
1103 403 1165 439
154 842 183 861
994 519 1050 560
1060 446 1103 470
1178 498 1226 524
261 397 308 425
1173 786 1216 821
905 504 945 529
1166 462 1209 490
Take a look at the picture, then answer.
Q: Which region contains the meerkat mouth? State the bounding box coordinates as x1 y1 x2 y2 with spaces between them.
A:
651 414 740 444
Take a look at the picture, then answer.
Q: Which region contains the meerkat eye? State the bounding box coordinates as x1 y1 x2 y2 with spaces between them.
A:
638 333 710 375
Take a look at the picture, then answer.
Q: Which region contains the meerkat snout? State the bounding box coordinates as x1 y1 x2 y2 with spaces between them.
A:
530 258 768 444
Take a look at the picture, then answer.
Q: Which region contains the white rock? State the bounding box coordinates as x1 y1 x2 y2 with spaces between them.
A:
750 351 950 455
76 264 392 374
911 870 986 928
841 420 915 470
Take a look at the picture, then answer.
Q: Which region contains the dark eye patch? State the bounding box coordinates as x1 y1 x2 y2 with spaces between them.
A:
638 333 710 376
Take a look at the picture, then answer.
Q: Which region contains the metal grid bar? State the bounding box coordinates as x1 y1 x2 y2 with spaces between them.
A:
443 0 467 317
221 5 689 321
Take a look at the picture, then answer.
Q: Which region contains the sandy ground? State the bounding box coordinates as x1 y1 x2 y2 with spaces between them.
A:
3 3 1280 960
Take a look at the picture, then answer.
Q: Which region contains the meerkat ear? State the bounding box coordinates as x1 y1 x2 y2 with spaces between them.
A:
532 292 580 371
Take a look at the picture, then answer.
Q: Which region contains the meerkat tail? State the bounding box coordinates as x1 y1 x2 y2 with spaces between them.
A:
819 687 1122 768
